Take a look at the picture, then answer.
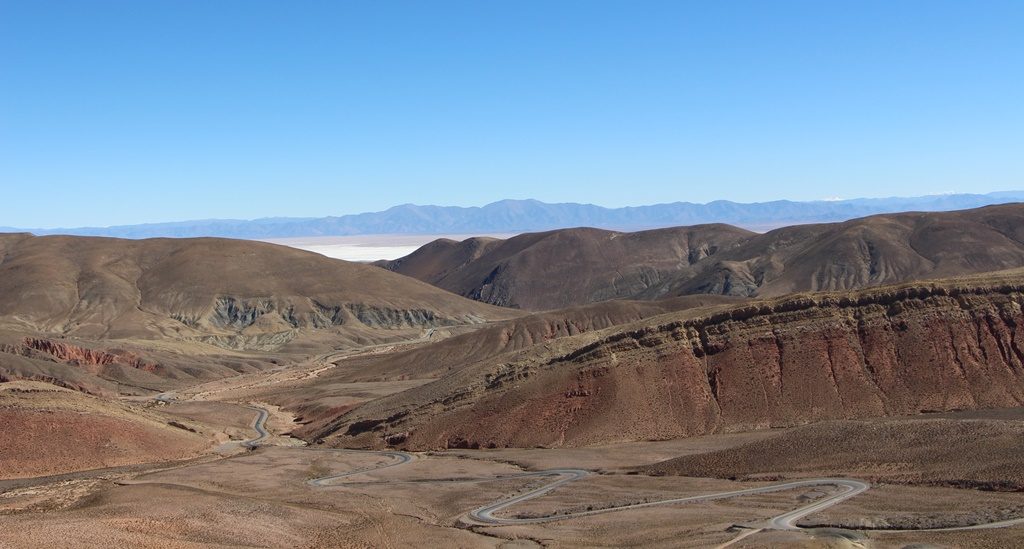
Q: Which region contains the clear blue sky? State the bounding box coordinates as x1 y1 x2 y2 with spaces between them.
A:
2 1 1022 228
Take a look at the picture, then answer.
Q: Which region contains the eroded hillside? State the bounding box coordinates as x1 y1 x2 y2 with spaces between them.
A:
0 233 518 394
0 234 513 339
315 270 1024 449
274 295 742 439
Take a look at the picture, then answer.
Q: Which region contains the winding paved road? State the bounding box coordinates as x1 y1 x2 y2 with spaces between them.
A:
227 404 1024 540
307 451 413 486
230 407 877 531
466 475 868 526
241 406 270 448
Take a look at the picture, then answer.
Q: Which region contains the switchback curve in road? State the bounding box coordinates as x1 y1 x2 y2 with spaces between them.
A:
233 404 1024 537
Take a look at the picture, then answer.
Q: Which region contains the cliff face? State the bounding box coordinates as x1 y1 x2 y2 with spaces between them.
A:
15 338 162 375
300 295 742 385
281 296 741 440
320 278 1024 449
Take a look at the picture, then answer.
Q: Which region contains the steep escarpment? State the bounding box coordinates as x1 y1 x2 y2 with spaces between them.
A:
279 295 741 439
14 338 161 373
313 294 743 383
379 225 754 310
316 272 1024 449
0 331 287 396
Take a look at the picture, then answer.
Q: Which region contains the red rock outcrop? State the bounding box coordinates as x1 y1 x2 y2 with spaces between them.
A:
20 337 162 375
319 276 1024 449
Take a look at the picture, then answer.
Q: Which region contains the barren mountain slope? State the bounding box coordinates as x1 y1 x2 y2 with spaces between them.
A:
656 203 1024 298
374 236 502 285
0 331 288 396
379 224 754 310
0 381 209 478
271 295 742 438
0 234 518 392
321 295 742 382
381 204 1024 309
314 270 1024 449
0 234 512 338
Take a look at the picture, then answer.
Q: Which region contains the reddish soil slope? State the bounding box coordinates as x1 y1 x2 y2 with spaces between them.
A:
0 382 208 478
316 270 1024 449
280 295 741 439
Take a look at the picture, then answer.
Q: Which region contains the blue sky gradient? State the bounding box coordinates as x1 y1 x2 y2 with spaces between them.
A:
2 1 1022 228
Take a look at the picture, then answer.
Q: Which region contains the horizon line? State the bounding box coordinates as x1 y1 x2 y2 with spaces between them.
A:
6 190 1023 232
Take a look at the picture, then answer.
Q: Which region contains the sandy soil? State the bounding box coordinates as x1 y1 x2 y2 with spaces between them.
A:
0 382 209 479
647 417 1024 490
4 428 1024 547
436 430 779 472
806 483 1024 529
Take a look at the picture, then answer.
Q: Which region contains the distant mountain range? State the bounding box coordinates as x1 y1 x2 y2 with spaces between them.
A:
6 191 1024 238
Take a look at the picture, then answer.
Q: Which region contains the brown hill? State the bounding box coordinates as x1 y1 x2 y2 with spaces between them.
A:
653 202 1024 298
322 294 742 383
0 381 209 479
0 234 512 339
377 225 754 310
0 331 291 396
274 294 742 439
380 204 1024 309
312 269 1024 449
375 236 503 285
0 234 517 393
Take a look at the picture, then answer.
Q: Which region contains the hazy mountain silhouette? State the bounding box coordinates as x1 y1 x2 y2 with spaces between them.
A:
6 192 1023 238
